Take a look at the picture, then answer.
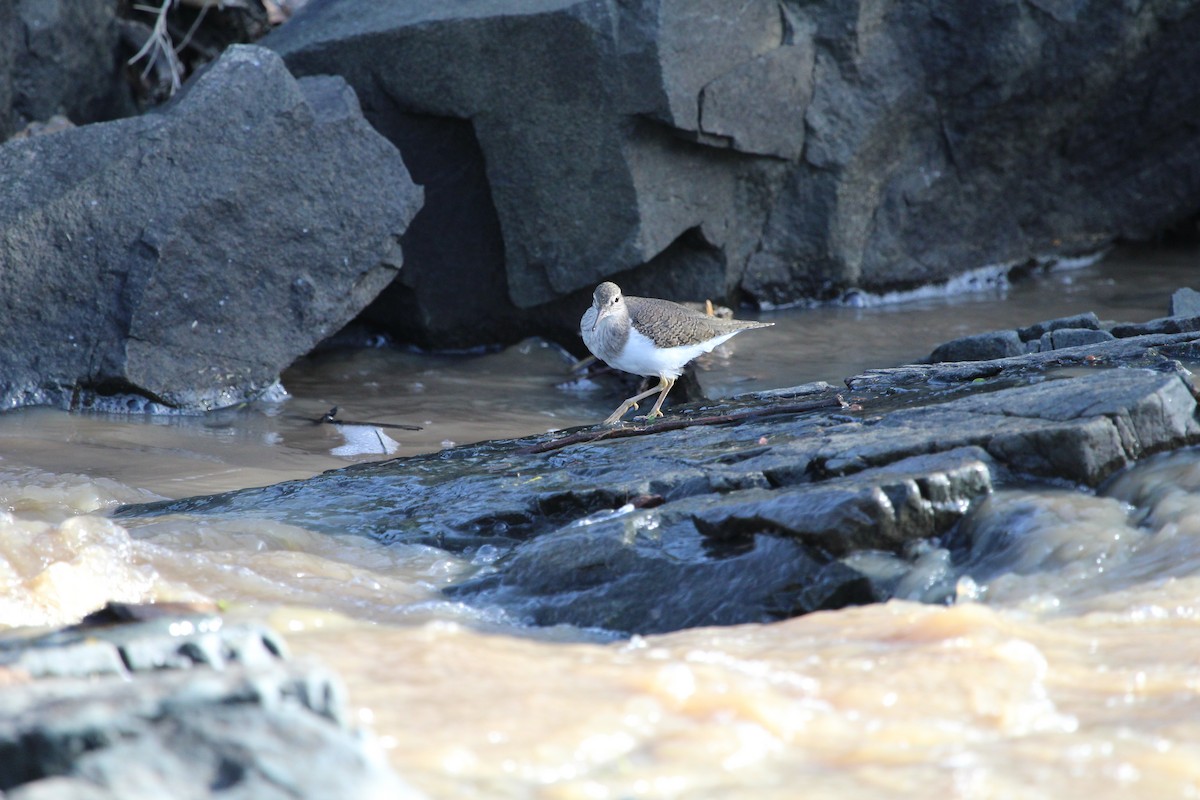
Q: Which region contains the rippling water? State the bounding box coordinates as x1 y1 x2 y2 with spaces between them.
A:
2 245 1200 797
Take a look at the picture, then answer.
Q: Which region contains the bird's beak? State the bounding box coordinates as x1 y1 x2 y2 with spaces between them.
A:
591 304 608 332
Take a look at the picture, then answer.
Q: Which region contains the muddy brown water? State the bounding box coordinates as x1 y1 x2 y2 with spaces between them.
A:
2 245 1200 797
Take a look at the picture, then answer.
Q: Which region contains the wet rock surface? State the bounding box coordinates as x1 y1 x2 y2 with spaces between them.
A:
0 603 413 799
925 310 1200 363
117 311 1200 635
0 44 422 412
854 327 1200 391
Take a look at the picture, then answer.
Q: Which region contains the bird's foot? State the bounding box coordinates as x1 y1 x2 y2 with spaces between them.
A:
633 409 665 422
603 404 638 425
602 401 641 425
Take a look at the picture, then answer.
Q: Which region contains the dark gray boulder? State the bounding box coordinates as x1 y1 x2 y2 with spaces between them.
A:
743 2 1200 305
1036 327 1114 351
688 448 996 555
0 605 415 799
929 330 1026 363
1017 313 1102 341
263 0 796 346
448 522 877 635
264 0 1200 347
0 44 422 411
445 447 992 633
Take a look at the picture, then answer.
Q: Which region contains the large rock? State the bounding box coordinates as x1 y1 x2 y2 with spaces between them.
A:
116 320 1200 633
743 2 1200 303
263 0 796 346
0 604 416 799
0 0 137 140
264 0 1200 347
448 521 878 635
0 44 422 411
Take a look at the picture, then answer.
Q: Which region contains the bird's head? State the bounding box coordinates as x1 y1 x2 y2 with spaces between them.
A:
591 282 624 331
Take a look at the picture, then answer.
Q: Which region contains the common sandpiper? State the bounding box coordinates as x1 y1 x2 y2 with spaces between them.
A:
580 281 773 425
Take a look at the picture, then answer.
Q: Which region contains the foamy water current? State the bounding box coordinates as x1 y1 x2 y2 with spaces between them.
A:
2 245 1200 797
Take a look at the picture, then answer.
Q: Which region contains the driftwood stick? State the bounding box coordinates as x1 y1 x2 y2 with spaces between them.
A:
288 406 424 431
524 394 847 455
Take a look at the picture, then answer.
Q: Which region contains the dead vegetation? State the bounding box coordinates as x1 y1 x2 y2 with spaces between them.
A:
121 0 307 104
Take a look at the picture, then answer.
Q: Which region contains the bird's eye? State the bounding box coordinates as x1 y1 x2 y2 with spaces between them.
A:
612 296 620 305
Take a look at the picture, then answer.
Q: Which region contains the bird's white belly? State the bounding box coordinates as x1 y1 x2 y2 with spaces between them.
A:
610 326 738 379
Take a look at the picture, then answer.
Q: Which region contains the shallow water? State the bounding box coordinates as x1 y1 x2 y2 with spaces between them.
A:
2 244 1200 797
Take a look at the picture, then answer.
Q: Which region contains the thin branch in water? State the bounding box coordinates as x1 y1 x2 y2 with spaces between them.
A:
290 406 424 431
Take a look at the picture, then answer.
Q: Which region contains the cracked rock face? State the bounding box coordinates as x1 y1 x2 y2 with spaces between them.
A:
266 0 801 348
266 0 1200 346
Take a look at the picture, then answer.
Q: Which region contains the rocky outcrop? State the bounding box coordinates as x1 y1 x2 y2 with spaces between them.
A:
7 2 1198 366
922 308 1200 363
0 44 422 411
0 603 415 799
264 0 1200 347
116 312 1200 634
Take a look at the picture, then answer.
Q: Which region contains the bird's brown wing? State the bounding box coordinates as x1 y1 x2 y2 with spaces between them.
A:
626 296 763 348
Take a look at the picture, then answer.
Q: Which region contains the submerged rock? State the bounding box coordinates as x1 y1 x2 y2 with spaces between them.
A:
0 603 415 799
448 521 877 635
0 44 422 412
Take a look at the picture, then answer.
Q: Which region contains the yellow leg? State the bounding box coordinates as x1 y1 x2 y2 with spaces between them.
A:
603 377 670 425
640 377 676 421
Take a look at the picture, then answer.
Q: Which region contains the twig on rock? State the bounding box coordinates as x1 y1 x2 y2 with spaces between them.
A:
524 394 847 454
